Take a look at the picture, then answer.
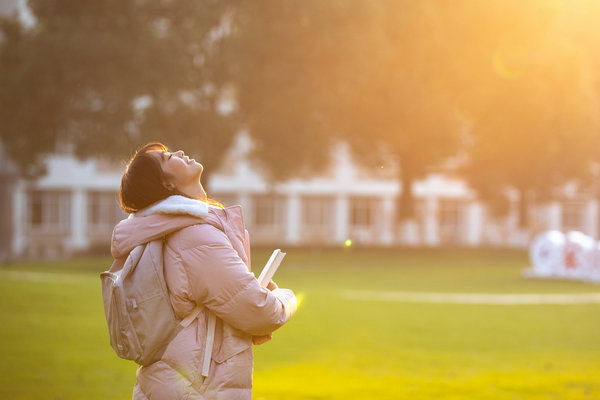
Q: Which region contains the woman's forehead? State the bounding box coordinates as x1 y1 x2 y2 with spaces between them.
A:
148 149 168 162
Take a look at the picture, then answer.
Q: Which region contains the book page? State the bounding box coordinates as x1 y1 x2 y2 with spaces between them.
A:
257 249 286 287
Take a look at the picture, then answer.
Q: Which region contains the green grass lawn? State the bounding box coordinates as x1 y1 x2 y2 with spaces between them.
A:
0 248 599 399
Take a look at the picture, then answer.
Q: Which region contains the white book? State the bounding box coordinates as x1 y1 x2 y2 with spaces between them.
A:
257 249 286 288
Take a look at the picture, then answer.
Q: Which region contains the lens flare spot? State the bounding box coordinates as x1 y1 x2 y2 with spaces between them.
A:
296 292 306 309
492 50 524 80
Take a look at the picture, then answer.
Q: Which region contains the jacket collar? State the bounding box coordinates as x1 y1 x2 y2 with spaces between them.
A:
132 195 209 219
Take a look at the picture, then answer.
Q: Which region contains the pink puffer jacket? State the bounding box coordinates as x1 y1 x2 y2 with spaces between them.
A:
111 204 296 400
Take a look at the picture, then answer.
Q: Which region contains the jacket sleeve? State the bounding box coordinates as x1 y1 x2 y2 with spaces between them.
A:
176 225 296 336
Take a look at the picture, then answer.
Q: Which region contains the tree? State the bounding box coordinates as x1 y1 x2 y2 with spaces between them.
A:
225 0 600 236
222 1 341 181
224 1 463 231
0 0 236 180
330 1 463 223
445 0 600 228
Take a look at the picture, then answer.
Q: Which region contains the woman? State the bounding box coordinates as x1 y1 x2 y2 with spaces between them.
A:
111 142 297 399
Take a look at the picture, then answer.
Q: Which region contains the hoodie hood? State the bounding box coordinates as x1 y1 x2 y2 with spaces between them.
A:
111 213 202 258
111 196 246 259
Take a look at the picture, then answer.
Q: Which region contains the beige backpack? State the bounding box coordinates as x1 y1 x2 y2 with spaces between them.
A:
101 239 215 376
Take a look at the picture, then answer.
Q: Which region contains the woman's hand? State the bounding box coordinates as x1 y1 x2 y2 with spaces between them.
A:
252 333 272 345
251 281 281 345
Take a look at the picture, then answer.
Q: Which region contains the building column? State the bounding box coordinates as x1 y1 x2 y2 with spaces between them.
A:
334 194 349 244
547 202 562 231
585 200 598 239
423 197 439 246
11 182 26 257
285 194 301 245
68 188 88 251
237 192 252 227
465 202 483 246
380 196 395 245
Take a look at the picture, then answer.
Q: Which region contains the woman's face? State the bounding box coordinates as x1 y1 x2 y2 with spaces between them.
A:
151 149 204 189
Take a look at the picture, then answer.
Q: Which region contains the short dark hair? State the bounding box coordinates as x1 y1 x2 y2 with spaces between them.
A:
119 142 181 213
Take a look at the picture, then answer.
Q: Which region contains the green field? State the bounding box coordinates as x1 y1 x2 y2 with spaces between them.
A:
0 248 599 399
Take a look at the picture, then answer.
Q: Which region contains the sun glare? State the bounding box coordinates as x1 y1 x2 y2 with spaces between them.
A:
295 292 305 310
491 50 524 80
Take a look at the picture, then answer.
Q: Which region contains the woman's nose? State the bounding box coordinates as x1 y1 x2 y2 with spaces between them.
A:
174 150 184 157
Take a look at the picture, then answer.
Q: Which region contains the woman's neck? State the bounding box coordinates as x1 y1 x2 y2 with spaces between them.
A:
178 182 207 201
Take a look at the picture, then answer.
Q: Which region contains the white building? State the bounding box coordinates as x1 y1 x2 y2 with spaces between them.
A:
8 136 599 258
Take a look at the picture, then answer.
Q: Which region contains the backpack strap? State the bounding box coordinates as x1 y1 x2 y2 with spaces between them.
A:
202 312 217 378
179 305 204 328
178 305 217 378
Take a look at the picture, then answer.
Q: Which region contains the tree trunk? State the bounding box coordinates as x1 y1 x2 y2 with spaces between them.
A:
0 172 15 264
395 155 417 223
518 188 530 229
395 166 419 245
396 173 416 223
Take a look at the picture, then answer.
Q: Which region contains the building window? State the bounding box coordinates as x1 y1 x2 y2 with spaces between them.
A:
253 194 284 227
302 196 334 228
350 197 377 227
562 201 585 232
88 191 126 230
440 199 462 227
27 190 71 231
439 199 464 243
213 194 239 208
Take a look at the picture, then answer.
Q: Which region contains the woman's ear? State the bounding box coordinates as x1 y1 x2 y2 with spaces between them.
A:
162 180 177 192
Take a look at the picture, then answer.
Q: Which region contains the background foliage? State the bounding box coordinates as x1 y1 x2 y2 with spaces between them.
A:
2 0 600 224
